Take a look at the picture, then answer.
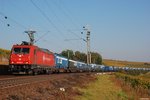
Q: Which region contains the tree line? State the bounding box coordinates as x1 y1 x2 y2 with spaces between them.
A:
61 49 102 64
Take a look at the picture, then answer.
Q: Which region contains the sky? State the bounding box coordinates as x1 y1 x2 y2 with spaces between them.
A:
0 0 150 62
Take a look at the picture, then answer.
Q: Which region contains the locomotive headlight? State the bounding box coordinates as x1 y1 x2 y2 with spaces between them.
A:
11 61 14 64
25 61 28 64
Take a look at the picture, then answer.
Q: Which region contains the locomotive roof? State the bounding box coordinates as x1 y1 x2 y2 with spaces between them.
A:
40 48 53 54
13 44 53 54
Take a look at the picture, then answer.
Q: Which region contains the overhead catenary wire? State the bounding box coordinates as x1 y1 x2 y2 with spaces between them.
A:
44 0 82 39
59 0 81 29
34 31 50 43
30 0 78 48
44 0 66 30
49 0 86 52
45 0 85 51
0 0 83 53
59 0 84 33
0 7 62 53
0 18 8 26
0 12 27 29
64 38 83 41
50 0 82 38
30 0 67 39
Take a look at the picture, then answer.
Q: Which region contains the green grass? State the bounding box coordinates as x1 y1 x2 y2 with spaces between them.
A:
76 75 128 100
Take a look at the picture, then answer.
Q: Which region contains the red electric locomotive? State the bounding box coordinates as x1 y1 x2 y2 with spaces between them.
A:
9 41 56 74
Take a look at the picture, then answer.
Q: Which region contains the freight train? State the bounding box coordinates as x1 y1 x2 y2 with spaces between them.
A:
9 41 91 74
9 41 150 75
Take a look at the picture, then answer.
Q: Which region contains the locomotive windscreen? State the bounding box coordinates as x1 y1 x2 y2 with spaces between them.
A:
13 48 30 54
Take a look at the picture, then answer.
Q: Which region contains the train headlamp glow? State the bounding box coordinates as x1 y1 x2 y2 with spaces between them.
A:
11 61 14 64
25 61 29 64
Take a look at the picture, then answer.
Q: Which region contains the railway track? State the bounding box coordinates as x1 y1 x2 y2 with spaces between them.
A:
0 74 67 89
0 72 97 90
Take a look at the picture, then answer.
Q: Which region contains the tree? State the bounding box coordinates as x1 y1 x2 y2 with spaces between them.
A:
80 52 87 62
61 49 102 64
61 49 74 59
91 52 102 64
74 51 86 62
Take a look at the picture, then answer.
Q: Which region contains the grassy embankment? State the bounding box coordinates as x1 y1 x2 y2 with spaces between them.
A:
115 71 150 99
76 73 150 100
76 74 128 100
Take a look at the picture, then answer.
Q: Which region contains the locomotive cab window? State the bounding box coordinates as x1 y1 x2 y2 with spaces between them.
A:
22 48 30 54
13 48 21 54
13 48 30 54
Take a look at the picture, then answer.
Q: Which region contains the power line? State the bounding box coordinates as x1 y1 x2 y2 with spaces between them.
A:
30 0 80 49
67 29 82 38
59 0 81 29
35 31 50 43
30 0 67 39
0 12 27 29
50 0 82 38
0 18 8 26
44 0 66 28
44 0 84 49
64 38 82 41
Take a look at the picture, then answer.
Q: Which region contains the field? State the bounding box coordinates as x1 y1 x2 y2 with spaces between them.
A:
103 59 150 68
114 72 150 99
76 74 128 100
76 72 150 100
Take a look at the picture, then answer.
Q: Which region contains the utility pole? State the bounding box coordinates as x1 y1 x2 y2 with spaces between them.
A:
83 25 91 65
25 30 36 45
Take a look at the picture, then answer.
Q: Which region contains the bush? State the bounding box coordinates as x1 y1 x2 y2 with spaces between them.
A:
115 73 150 90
